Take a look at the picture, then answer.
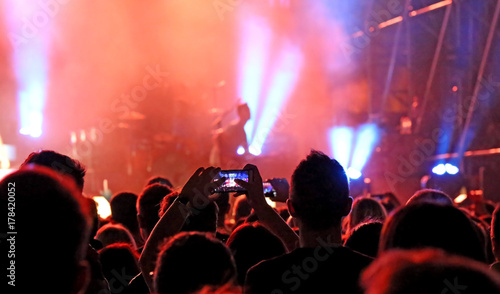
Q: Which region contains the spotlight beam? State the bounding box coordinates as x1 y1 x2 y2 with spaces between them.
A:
249 42 302 154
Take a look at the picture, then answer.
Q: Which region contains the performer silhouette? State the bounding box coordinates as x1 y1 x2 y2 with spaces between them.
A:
210 103 250 167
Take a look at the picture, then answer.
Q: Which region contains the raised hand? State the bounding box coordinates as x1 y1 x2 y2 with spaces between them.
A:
179 167 225 208
235 164 267 209
267 178 290 203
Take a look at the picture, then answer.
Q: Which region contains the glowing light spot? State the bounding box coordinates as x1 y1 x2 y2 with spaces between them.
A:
93 196 112 219
432 163 446 175
248 145 261 156
347 167 362 180
237 146 245 155
454 194 467 204
445 163 459 175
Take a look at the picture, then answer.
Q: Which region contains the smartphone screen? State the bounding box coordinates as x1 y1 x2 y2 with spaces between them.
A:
263 182 276 198
213 170 251 193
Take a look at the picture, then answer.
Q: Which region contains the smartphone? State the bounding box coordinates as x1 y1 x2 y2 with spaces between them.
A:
370 194 385 201
213 170 252 193
263 181 277 198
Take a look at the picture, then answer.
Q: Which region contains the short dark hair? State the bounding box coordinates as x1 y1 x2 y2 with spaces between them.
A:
290 150 350 229
154 232 236 294
380 203 485 262
137 184 172 233
21 150 86 191
362 249 500 293
98 243 140 285
110 192 139 234
344 221 383 258
146 176 173 188
227 223 285 285
0 166 90 293
406 189 453 206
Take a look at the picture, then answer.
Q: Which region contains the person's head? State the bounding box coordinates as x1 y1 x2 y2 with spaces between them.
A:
288 150 352 231
159 191 180 216
362 249 500 294
95 223 137 249
98 243 140 286
227 223 285 285
237 103 251 123
233 196 251 224
158 191 219 234
146 176 174 188
344 222 383 258
380 202 485 262
21 150 86 192
491 204 500 260
137 183 172 240
182 201 218 233
110 192 139 235
347 197 386 232
154 232 236 294
0 165 91 294
406 189 453 206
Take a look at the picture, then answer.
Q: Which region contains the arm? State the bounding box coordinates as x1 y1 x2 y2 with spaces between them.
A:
235 164 299 252
139 167 224 291
139 197 190 290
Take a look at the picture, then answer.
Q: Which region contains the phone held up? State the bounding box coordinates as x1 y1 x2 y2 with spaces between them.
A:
212 169 277 198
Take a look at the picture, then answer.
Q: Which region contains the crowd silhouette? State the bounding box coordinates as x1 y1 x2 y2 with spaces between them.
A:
2 149 500 293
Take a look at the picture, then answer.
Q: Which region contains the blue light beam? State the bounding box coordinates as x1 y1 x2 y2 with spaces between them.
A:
328 126 353 169
238 16 272 143
249 42 303 154
351 124 379 172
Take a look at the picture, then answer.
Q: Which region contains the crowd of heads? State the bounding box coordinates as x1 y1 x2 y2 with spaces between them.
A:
2 149 500 293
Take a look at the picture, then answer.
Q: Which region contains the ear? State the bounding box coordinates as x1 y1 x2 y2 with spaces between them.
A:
492 238 500 260
341 196 353 217
72 260 90 294
287 199 297 217
137 214 145 229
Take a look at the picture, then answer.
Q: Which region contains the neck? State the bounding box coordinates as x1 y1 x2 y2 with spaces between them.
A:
298 223 343 248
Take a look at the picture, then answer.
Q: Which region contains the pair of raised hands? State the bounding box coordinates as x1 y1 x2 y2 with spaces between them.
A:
178 164 289 209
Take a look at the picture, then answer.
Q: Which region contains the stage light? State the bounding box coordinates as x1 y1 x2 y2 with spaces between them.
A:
432 163 446 175
248 145 262 156
328 126 353 169
346 167 362 180
18 87 44 138
351 123 379 172
92 196 112 219
249 42 303 154
454 193 467 204
238 16 272 143
445 163 459 175
237 146 245 155
5 1 48 139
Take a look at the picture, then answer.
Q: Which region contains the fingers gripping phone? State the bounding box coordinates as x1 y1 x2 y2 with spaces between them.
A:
213 170 252 193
